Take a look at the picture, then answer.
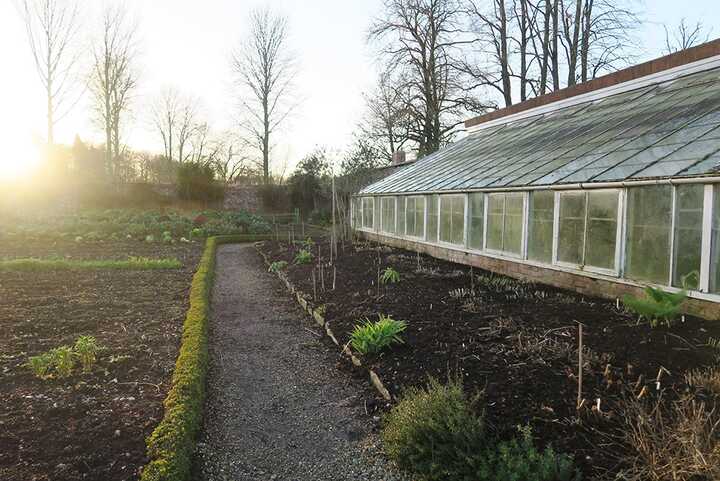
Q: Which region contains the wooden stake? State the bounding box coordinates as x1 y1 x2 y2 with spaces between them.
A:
321 263 326 291
312 269 317 301
577 323 583 409
332 266 336 290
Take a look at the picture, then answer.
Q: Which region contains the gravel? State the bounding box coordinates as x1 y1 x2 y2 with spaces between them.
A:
194 244 409 481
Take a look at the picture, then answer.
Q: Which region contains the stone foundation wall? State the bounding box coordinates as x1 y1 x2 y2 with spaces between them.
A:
360 231 720 321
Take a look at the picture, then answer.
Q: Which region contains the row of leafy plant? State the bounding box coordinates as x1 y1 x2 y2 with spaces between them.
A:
3 209 271 242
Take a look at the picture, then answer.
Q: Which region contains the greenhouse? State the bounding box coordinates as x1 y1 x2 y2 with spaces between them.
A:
353 42 720 316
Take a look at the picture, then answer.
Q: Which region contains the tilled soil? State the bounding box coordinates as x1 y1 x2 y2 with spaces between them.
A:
194 244 407 481
0 239 202 481
259 239 720 479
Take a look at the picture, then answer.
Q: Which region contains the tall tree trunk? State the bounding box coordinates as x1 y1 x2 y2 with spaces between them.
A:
551 0 560 91
567 0 583 87
539 0 552 95
580 0 593 82
498 0 512 107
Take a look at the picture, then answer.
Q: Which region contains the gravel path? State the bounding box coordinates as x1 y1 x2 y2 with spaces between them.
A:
194 244 407 481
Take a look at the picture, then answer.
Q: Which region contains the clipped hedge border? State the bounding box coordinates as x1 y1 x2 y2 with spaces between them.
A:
141 234 271 481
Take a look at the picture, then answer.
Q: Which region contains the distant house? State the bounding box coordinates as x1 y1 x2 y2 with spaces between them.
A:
353 39 720 318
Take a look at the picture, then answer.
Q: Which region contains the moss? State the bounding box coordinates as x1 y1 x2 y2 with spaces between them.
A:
140 234 270 481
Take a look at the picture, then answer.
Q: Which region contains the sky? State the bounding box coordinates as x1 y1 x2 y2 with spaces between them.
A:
1 0 719 180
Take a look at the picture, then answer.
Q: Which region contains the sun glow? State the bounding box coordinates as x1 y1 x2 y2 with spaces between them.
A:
0 130 42 181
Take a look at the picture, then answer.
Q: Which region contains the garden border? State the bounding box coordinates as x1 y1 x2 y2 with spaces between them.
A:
256 245 393 402
140 234 272 481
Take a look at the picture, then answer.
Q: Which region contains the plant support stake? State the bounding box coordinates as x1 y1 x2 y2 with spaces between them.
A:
577 323 583 409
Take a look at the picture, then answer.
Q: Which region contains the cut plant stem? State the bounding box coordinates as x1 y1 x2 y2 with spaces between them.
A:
577 323 583 409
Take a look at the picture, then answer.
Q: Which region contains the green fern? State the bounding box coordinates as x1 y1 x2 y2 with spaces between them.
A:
624 286 686 328
380 266 401 284
350 314 407 355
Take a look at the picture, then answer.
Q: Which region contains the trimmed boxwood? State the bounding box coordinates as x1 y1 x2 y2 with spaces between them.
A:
141 234 271 481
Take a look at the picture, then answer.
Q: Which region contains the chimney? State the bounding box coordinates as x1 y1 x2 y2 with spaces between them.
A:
391 151 406 165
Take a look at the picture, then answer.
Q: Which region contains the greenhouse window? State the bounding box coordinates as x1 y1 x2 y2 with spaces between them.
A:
527 191 554 263
625 185 672 284
406 196 426 238
672 185 704 289
439 195 466 245
557 190 619 272
468 193 484 250
397 196 406 236
362 197 374 230
381 197 396 234
486 193 523 255
426 195 439 243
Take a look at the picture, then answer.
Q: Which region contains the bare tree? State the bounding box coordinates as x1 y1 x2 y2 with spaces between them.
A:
151 88 179 163
358 71 414 162
150 88 199 165
370 0 489 156
20 0 81 145
89 5 138 179
664 18 710 54
176 96 199 163
232 7 297 184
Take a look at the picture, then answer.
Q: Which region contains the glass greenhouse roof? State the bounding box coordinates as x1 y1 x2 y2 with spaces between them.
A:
361 66 720 195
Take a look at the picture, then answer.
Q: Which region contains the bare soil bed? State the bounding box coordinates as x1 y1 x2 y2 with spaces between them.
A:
0 239 203 481
259 239 720 479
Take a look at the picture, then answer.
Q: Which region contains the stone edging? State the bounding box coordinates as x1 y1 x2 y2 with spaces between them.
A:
256 244 393 402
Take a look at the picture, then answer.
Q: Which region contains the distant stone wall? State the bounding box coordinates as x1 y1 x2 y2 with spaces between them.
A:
222 185 262 212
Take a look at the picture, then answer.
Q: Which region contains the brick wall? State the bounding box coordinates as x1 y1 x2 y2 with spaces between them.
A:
361 231 720 320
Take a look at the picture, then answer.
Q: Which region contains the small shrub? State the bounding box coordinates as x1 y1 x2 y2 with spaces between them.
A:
623 286 686 327
268 260 289 272
74 336 101 373
477 426 579 481
382 377 486 480
27 352 54 379
350 314 407 355
293 249 313 265
383 378 578 481
145 234 155 243
50 346 75 378
380 266 401 285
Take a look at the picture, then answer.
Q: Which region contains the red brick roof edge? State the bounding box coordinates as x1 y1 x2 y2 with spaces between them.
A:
465 38 720 129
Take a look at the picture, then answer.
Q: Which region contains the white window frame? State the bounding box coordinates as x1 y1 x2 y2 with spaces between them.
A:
484 192 526 259
405 195 426 240
380 196 397 235
361 196 375 231
554 188 622 277
438 194 466 247
700 184 714 292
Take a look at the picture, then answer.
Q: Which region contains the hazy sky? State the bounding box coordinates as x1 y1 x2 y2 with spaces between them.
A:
1 0 719 179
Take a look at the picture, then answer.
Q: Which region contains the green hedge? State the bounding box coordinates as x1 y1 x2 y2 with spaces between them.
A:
141 234 271 481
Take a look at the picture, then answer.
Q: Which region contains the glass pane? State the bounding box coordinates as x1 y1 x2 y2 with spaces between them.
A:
503 193 523 254
487 194 504 250
414 197 426 238
468 193 484 249
439 196 452 243
528 191 554 263
558 192 586 265
626 185 672 284
711 186 720 292
672 185 704 289
397 197 406 235
427 195 438 242
374 197 381 231
585 190 618 270
451 196 465 245
362 198 374 229
406 197 416 237
382 197 396 234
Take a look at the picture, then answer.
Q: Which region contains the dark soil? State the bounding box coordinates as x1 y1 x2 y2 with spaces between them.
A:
259 239 720 479
195 244 407 481
0 238 203 481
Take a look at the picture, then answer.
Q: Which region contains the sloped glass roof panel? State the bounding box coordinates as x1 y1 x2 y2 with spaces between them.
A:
361 67 720 195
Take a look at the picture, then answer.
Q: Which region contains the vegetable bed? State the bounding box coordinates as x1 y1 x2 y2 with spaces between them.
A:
259 239 720 479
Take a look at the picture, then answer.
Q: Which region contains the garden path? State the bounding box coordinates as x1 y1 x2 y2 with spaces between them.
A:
194 244 405 481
